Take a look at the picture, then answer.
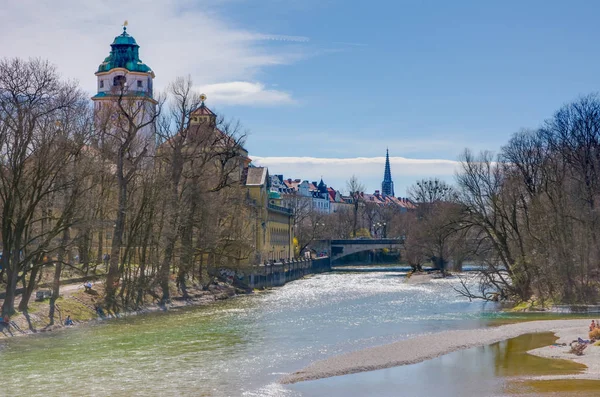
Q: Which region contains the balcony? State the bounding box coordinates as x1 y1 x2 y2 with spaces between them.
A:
268 203 293 215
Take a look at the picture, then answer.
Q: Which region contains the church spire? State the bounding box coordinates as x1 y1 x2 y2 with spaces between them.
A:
381 148 395 196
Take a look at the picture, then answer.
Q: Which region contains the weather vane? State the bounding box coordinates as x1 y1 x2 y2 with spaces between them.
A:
123 20 128 32
200 93 207 104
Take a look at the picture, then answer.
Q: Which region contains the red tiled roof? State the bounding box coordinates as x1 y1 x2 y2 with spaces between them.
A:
327 188 337 202
359 192 417 209
191 104 215 116
283 179 301 190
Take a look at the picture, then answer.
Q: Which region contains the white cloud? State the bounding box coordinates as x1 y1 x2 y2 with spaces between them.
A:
0 0 301 105
198 81 294 106
252 156 461 195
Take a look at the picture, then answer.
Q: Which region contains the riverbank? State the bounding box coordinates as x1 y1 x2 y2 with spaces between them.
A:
281 319 594 384
1 258 332 339
0 280 247 339
0 266 556 396
525 324 600 381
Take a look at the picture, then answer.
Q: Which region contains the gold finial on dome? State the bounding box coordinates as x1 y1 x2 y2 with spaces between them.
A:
200 93 207 104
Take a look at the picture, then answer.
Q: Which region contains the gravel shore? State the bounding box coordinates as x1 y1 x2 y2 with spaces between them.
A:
281 319 593 384
525 324 600 381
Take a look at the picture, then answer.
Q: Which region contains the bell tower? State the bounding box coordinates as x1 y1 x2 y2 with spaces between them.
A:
92 23 157 144
381 149 395 197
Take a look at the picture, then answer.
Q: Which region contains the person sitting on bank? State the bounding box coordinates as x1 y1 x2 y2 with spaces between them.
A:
0 315 13 336
64 315 74 326
94 305 105 318
84 281 93 291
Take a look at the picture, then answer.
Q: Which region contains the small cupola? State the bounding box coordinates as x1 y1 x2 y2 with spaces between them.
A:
190 94 217 125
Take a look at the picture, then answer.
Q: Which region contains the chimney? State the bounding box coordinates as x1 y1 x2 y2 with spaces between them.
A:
375 190 380 195
287 178 292 183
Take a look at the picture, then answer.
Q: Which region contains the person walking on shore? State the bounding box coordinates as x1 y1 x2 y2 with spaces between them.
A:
103 253 110 272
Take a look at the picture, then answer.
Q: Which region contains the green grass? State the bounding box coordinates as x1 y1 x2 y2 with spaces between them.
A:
511 301 532 312
55 296 96 322
25 300 46 314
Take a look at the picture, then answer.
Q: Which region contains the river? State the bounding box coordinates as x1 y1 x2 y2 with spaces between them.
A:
1 266 596 396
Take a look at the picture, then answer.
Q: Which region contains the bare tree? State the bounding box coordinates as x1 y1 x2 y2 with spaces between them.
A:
154 78 248 302
346 175 364 238
406 178 462 275
296 209 329 255
454 94 600 304
97 77 163 311
0 58 92 315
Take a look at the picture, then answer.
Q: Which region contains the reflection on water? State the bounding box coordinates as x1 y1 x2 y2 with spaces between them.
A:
511 380 600 396
0 268 596 396
491 333 584 377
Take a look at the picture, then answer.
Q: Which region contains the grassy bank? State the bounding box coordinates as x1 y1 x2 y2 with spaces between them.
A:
1 278 246 338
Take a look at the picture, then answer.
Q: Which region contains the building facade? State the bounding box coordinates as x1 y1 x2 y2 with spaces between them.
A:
245 167 294 264
92 26 157 147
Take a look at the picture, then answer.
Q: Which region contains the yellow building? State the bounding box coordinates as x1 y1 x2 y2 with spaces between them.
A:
245 167 294 264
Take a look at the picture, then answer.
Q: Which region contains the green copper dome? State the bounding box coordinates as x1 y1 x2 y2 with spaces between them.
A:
97 27 152 74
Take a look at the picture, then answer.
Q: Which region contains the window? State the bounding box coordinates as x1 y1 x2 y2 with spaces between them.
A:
100 80 104 88
113 75 126 87
137 80 143 88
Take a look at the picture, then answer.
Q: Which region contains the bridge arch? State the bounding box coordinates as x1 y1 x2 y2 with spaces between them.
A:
326 239 404 262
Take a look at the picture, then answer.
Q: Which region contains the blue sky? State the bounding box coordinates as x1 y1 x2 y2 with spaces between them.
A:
1 0 598 194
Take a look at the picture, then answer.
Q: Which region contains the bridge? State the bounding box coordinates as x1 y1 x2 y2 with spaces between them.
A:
310 238 404 262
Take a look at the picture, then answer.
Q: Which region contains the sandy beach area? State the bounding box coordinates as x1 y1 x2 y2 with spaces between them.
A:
525 323 600 380
281 319 595 384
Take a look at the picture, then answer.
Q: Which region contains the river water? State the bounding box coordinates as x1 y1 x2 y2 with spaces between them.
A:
1 266 596 396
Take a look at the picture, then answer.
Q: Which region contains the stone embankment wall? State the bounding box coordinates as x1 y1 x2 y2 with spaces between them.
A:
218 257 331 289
